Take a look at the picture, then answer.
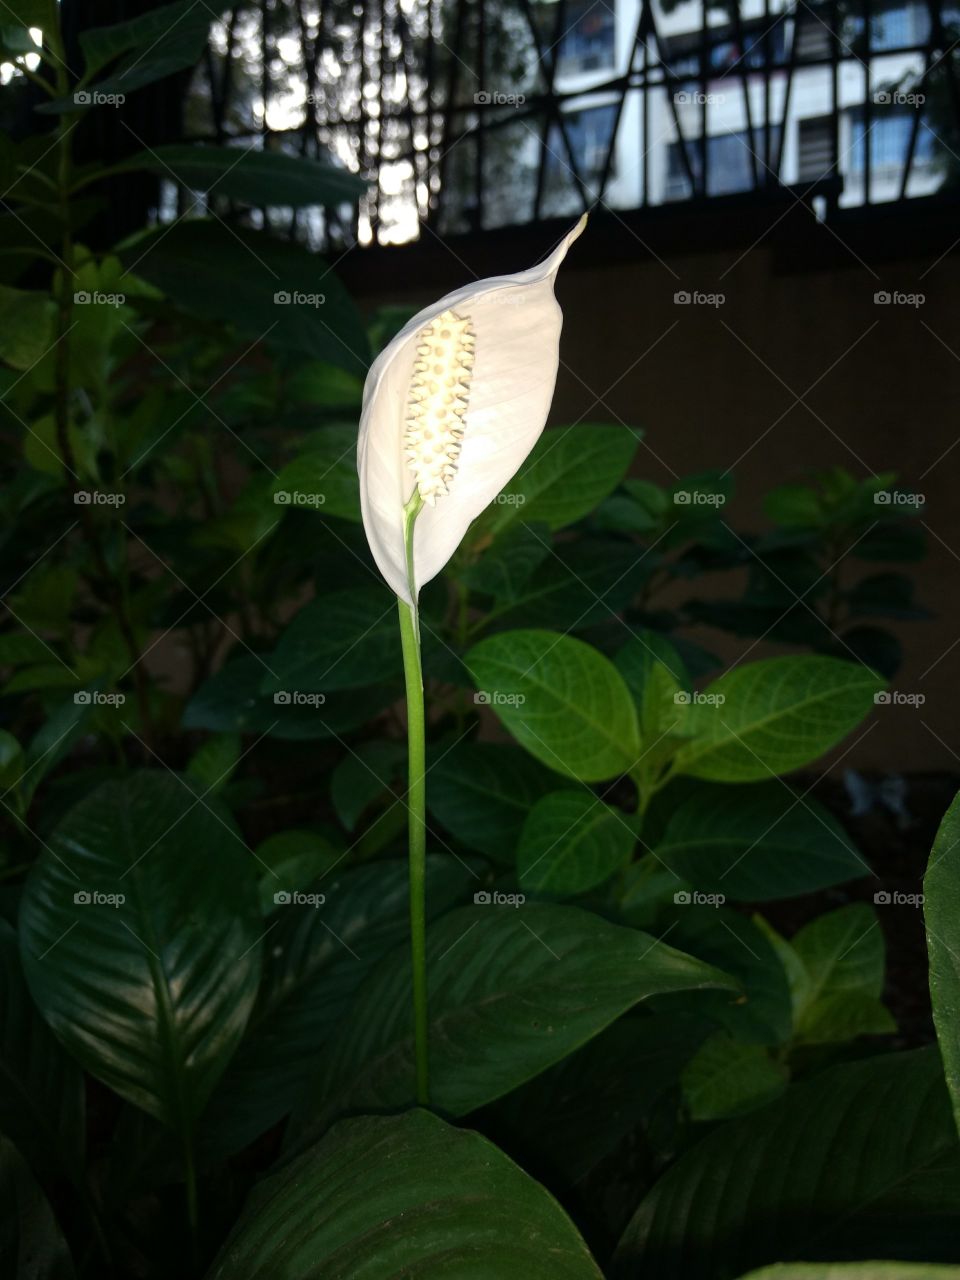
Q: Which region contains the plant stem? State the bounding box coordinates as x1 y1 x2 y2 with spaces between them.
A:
398 489 429 1104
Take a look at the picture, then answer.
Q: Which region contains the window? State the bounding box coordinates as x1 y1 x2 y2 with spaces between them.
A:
848 108 935 170
545 0 617 75
547 103 618 183
665 127 781 198
846 1 931 51
798 115 834 180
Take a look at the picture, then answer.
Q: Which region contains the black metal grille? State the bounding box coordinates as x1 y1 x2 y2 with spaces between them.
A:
188 0 960 246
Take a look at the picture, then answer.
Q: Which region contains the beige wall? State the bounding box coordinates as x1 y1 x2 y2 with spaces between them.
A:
343 202 960 773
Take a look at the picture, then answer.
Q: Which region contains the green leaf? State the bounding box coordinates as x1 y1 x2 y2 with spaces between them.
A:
0 920 84 1179
122 144 366 206
613 1047 960 1280
479 425 638 534
680 1031 787 1121
650 905 793 1046
0 1134 75 1280
19 773 262 1132
465 630 641 783
517 791 634 896
252 830 341 916
42 0 213 110
272 424 361 521
209 1109 603 1279
261 587 398 694
0 285 55 371
184 654 395 741
926 789 960 1139
310 902 734 1130
118 221 370 374
462 521 551 600
198 856 474 1160
185 732 241 793
673 656 884 782
426 742 555 862
653 782 868 900
778 903 895 1045
330 741 404 831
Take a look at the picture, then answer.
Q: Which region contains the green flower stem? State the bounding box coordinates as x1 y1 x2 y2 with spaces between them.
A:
399 489 429 1104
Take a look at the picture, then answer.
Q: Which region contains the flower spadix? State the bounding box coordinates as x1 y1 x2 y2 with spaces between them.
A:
358 215 586 603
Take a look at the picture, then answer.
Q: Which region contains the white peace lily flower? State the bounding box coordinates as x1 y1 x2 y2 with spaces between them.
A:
357 214 587 603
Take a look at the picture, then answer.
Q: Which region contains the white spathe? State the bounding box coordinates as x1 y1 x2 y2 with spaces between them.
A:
357 215 587 604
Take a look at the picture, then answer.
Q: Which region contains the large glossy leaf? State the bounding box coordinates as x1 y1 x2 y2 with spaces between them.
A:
198 856 475 1160
653 782 868 900
260 587 399 694
926 790 960 1138
272 424 361 522
210 1109 603 1279
680 1030 787 1121
42 0 215 110
121 144 366 206
309 902 734 1132
673 656 884 782
479 424 638 534
0 1135 74 1280
426 742 555 861
0 921 83 1179
184 653 395 740
614 1047 960 1279
517 791 635 896
465 630 641 783
19 773 261 1133
119 221 370 373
